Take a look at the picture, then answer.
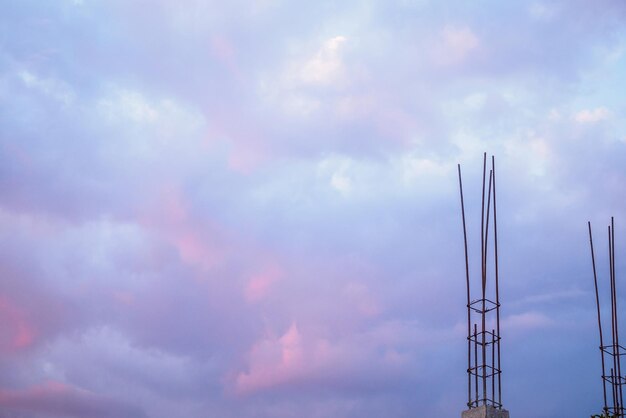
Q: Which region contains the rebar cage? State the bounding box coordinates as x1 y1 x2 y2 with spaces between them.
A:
458 153 503 410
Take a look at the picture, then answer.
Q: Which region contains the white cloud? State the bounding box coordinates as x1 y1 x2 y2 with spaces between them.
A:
451 129 488 159
258 36 350 117
318 155 354 195
99 89 158 123
528 2 558 21
396 153 450 186
512 288 586 306
19 71 75 105
501 311 554 332
299 36 348 86
573 107 611 123
96 87 206 160
437 25 480 65
330 172 352 194
548 108 561 120
335 94 375 120
463 92 487 111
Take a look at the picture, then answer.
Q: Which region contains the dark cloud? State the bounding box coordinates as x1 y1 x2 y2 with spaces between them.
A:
0 381 146 418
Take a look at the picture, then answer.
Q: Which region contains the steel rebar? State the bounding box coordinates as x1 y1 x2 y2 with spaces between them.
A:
458 164 472 407
589 221 609 412
492 155 502 407
459 154 503 410
611 217 624 416
474 323 479 406
480 153 488 404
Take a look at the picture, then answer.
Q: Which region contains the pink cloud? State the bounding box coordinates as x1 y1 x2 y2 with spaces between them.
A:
244 263 284 302
374 106 421 146
234 322 306 395
201 103 270 175
2 142 34 168
0 296 37 352
112 290 135 306
174 229 223 271
138 184 226 272
434 24 480 66
232 320 416 396
227 141 268 174
210 34 241 78
343 282 382 318
573 106 611 123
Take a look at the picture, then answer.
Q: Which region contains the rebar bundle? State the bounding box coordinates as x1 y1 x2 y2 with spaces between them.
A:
589 218 625 417
458 153 503 410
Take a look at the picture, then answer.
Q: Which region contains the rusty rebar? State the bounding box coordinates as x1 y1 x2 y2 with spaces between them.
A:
474 323 479 406
589 221 608 412
480 153 488 404
481 153 487 296
612 367 618 414
459 154 503 410
610 225 620 415
491 328 495 404
492 155 502 407
612 218 624 414
458 164 472 407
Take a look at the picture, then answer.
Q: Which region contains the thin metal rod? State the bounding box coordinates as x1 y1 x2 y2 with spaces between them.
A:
483 169 493 318
492 155 502 407
613 367 618 414
609 226 621 412
484 170 493 271
589 221 609 412
491 328 495 405
458 164 472 406
612 218 624 413
481 153 487 298
480 153 488 404
611 222 618 415
610 225 619 414
474 323 479 406
459 155 503 410
481 169 494 403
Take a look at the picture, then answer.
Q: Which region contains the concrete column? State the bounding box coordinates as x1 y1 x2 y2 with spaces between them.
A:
462 405 510 418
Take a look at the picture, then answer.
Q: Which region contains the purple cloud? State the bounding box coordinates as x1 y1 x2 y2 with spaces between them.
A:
1 1 626 417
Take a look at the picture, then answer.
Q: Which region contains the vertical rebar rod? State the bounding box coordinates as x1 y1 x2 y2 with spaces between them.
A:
480 153 488 404
481 169 493 404
492 155 502 407
458 164 472 407
484 171 493 265
491 328 495 405
589 221 609 412
481 153 487 298
474 323 479 406
611 227 616 417
610 225 619 415
612 218 624 414
613 367 618 414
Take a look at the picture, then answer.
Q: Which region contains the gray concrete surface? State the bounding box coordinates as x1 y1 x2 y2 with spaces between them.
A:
461 405 510 418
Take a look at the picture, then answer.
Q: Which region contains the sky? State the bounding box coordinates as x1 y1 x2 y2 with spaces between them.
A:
1 1 626 417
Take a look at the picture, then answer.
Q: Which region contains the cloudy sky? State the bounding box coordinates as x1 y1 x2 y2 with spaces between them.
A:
1 1 626 417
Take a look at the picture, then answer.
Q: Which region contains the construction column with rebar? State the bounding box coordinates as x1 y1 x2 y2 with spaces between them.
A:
589 217 625 418
458 153 509 418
